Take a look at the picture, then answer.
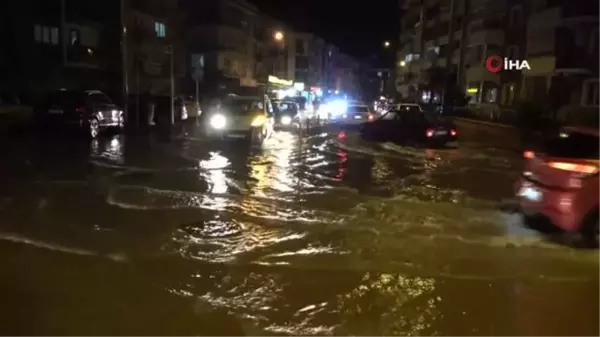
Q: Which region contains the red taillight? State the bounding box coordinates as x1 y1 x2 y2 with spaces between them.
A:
450 129 457 136
368 114 374 121
547 161 599 174
523 150 535 159
425 128 434 137
338 131 346 139
76 106 85 113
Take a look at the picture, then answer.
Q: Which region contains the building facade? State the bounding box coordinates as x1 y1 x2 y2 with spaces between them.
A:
396 0 599 108
125 0 185 97
0 0 122 98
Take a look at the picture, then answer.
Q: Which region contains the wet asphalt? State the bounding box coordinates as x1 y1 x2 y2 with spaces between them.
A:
0 123 597 335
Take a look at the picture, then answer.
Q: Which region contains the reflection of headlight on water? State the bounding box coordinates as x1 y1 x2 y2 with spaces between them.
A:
210 114 227 129
281 116 292 125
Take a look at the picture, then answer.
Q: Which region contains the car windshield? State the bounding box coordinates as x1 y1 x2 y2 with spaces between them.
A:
348 106 369 113
275 102 297 113
222 99 263 115
46 91 84 106
543 131 599 159
88 92 112 104
398 105 421 113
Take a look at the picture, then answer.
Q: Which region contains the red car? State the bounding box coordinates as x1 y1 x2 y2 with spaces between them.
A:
517 126 599 245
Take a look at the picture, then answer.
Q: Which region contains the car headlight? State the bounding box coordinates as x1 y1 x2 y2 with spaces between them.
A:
251 115 267 127
210 114 227 129
281 116 292 125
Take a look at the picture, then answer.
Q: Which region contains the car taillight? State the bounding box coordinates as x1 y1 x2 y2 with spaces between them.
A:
338 131 346 139
450 129 457 136
425 128 434 137
368 114 374 121
76 106 85 113
547 161 599 175
523 150 535 159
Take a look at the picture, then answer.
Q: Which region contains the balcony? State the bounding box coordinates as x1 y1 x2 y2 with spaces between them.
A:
468 29 504 46
528 7 561 32
465 64 500 84
562 1 599 23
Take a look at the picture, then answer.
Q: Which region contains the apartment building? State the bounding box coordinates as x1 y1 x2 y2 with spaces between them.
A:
293 32 327 88
0 0 122 96
396 0 598 108
125 0 185 96
254 15 294 84
522 0 599 109
182 0 261 93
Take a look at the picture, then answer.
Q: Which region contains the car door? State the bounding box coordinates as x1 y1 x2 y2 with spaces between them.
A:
373 110 401 140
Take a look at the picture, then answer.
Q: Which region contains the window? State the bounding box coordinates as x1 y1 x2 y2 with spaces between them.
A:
154 22 166 38
509 5 523 27
70 29 81 45
296 39 305 55
34 24 58 45
589 30 599 55
583 82 600 106
506 45 519 59
381 110 397 120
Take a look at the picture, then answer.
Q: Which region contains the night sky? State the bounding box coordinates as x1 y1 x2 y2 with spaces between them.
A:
250 0 399 64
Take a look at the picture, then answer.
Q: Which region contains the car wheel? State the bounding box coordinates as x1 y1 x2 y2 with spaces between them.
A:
89 118 100 138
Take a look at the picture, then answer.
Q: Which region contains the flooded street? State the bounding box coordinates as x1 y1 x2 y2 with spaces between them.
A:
0 125 597 335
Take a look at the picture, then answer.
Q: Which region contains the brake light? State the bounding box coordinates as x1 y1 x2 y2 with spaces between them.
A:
523 150 535 159
338 131 346 139
547 161 599 174
450 129 457 136
425 128 434 137
368 114 374 121
76 106 85 113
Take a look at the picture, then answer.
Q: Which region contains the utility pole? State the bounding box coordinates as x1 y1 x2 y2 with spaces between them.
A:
456 0 470 92
441 0 457 108
60 0 67 66
120 0 129 124
169 44 175 125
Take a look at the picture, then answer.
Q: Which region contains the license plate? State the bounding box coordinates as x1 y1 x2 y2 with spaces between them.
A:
519 186 542 201
434 130 447 136
227 133 247 139
354 115 362 119
48 109 63 114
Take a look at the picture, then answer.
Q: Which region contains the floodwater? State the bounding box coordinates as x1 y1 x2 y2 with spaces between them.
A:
0 125 597 335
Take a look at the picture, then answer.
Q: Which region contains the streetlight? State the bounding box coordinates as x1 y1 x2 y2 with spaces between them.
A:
384 41 390 48
274 31 284 41
399 60 406 67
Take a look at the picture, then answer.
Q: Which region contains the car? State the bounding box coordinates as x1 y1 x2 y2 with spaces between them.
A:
516 126 599 245
202 95 274 145
360 107 457 147
341 103 376 123
272 99 300 129
35 89 124 138
395 103 424 113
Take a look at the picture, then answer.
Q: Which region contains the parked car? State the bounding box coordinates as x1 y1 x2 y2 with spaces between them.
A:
35 89 124 138
517 126 599 246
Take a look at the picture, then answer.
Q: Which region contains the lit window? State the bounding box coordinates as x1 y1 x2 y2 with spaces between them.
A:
154 22 166 38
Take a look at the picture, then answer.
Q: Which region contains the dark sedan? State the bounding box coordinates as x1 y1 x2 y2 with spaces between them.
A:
361 108 458 147
35 89 124 138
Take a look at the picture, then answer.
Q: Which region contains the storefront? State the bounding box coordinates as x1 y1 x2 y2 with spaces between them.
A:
267 75 295 99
